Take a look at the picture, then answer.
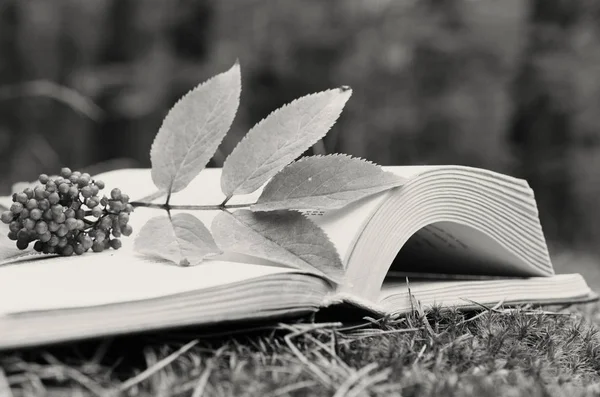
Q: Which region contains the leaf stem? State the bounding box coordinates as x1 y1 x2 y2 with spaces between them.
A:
220 195 232 207
129 201 253 211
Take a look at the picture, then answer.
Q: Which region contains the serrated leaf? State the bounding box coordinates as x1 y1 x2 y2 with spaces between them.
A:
211 210 344 283
252 155 406 211
221 87 352 197
134 213 221 266
150 62 241 194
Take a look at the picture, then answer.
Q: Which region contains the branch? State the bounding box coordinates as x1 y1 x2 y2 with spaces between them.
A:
130 201 252 211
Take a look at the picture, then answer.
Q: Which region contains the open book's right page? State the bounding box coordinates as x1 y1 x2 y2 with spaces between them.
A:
330 165 593 305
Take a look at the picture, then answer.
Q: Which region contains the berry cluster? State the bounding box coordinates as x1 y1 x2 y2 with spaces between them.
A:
1 168 133 256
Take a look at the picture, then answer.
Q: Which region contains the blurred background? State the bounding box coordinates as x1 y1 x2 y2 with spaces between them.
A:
0 0 599 257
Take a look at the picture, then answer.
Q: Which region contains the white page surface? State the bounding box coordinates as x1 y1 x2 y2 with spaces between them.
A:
0 254 301 315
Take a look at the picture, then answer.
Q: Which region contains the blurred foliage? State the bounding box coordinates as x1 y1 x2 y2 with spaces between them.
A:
0 0 599 252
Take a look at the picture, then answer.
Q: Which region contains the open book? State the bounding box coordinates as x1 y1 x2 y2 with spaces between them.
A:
0 166 596 350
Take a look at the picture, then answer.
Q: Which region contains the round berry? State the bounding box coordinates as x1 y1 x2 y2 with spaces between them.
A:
69 174 80 185
16 239 28 250
75 209 85 219
46 246 56 254
81 186 92 198
92 206 103 218
58 183 70 195
125 204 134 213
25 198 37 210
78 175 90 187
65 218 78 231
60 167 72 178
95 180 105 190
38 198 50 211
56 224 68 237
95 231 106 243
86 197 99 208
1 211 13 224
9 221 20 233
64 208 75 219
121 224 133 237
71 201 81 210
43 209 53 221
17 229 29 240
48 235 59 247
60 244 74 256
75 219 85 230
34 186 46 200
51 204 63 216
45 181 56 192
92 241 104 253
112 228 121 238
118 212 129 225
100 217 111 230
73 243 85 255
110 238 122 250
54 213 66 224
68 186 79 197
39 174 49 184
19 209 29 220
82 236 93 250
33 240 44 252
23 188 34 199
39 231 52 243
35 221 48 235
15 192 28 204
48 192 60 205
7 231 18 241
121 194 130 204
10 202 23 214
23 218 36 230
57 237 68 248
110 188 121 200
91 185 99 196
29 208 42 221
48 221 59 232
109 201 123 212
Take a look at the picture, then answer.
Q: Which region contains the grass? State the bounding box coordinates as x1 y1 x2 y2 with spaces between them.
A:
3 302 600 397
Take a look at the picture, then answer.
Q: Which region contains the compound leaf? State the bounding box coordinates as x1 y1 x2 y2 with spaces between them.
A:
151 62 241 194
220 87 352 197
134 213 221 266
252 155 406 211
211 209 343 283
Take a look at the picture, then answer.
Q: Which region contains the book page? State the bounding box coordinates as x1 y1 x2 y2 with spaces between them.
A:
0 253 308 316
388 222 533 277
